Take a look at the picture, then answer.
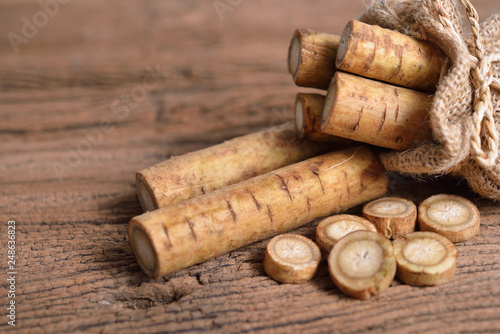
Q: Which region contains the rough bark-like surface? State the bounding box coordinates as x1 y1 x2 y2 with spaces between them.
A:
0 1 499 333
137 122 331 211
321 72 433 151
336 20 445 93
288 29 340 90
131 146 387 278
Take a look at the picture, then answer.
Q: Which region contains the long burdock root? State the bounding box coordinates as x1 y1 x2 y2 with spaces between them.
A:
129 146 387 278
136 122 331 211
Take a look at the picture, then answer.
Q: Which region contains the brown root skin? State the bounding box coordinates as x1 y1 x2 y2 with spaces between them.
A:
263 234 321 284
129 146 388 279
295 93 353 143
336 20 445 92
316 214 377 255
136 122 331 212
328 230 396 300
393 231 457 286
321 72 433 151
362 197 417 239
418 194 480 243
288 28 340 90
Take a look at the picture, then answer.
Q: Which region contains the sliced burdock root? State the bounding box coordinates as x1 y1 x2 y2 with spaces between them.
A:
362 197 417 239
328 230 396 300
316 214 377 255
418 194 480 243
264 234 321 284
393 231 457 286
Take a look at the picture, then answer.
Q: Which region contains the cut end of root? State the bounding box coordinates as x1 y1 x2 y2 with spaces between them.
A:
129 223 158 278
316 214 377 254
294 94 305 138
363 197 416 218
335 20 352 69
321 73 339 131
362 197 417 239
137 173 159 212
264 234 321 284
394 231 457 286
418 194 480 243
288 31 302 78
328 230 396 300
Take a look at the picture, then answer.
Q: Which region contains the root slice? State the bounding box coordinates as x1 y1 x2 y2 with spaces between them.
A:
393 231 457 286
328 231 396 300
316 214 377 254
418 194 480 243
264 234 321 284
362 197 417 239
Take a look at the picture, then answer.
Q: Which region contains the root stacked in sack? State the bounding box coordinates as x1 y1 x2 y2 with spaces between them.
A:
359 0 500 199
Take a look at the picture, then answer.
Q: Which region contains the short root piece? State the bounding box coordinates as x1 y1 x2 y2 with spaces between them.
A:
288 29 340 90
393 231 457 286
362 197 417 239
328 230 396 300
316 214 377 255
264 234 321 284
320 72 433 151
418 194 480 242
336 20 445 92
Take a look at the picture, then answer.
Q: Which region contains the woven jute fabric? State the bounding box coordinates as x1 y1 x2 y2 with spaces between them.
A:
358 0 500 199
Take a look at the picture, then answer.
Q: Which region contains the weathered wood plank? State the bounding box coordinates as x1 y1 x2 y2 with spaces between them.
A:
1 0 499 333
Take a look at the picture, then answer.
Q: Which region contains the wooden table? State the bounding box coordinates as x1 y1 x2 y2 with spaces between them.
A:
1 1 499 333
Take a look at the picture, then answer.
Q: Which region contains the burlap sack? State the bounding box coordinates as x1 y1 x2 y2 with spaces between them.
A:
358 0 500 199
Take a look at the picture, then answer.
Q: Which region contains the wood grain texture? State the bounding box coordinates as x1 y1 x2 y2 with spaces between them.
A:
0 1 499 333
